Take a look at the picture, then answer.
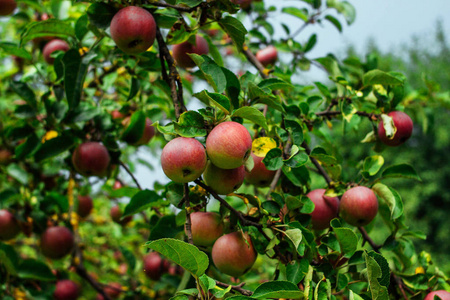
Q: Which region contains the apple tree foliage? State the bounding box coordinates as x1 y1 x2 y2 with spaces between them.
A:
0 0 449 299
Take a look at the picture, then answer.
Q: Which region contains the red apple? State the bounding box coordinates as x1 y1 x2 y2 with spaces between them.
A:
77 195 93 218
110 6 156 55
378 111 413 147
42 39 70 64
203 162 245 195
187 212 224 247
111 110 127 120
339 186 378 227
172 35 209 69
113 180 123 190
72 142 111 177
256 45 278 67
54 280 80 300
306 189 339 230
98 282 122 299
132 117 156 146
161 137 207 183
110 205 132 225
206 121 252 169
0 209 21 240
424 290 450 300
41 226 74 259
245 152 276 187
0 0 16 16
143 252 169 280
212 232 257 277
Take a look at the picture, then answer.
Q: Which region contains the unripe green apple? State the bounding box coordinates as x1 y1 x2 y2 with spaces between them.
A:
54 279 80 300
0 209 21 240
339 186 378 226
424 290 450 300
187 212 224 247
172 35 209 69
211 231 257 277
110 205 132 225
245 152 276 187
110 6 156 55
256 45 278 67
72 142 111 177
378 111 413 147
306 189 339 230
203 162 245 195
161 137 207 183
0 0 16 16
42 39 70 64
40 226 74 259
76 195 93 218
206 121 252 169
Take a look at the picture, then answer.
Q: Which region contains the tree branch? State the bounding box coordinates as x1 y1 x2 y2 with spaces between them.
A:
358 227 381 252
241 47 268 79
215 281 253 296
302 142 332 185
184 183 193 244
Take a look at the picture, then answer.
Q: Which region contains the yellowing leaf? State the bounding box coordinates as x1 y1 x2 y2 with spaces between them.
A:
252 137 277 157
41 130 58 143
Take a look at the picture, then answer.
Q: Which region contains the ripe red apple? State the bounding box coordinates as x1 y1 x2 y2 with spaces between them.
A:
0 209 21 240
97 282 122 299
172 35 209 69
42 39 70 64
306 189 340 230
54 279 80 300
110 6 156 55
131 117 156 146
41 226 74 259
206 121 252 169
161 137 207 183
187 212 224 247
339 186 378 227
72 142 111 177
211 231 257 277
424 290 450 300
0 0 16 16
256 45 278 67
113 180 123 190
143 252 169 280
378 111 413 147
203 162 245 195
77 195 93 218
245 152 276 187
111 110 126 120
110 205 132 225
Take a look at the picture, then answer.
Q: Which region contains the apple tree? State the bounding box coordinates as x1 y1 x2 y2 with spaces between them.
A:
0 0 449 299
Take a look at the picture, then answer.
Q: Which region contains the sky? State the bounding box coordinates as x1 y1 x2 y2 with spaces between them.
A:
130 1 450 188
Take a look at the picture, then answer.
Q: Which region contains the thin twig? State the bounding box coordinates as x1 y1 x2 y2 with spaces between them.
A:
241 47 268 79
216 281 253 296
358 227 381 252
119 161 142 190
302 142 332 185
184 183 193 244
316 110 379 120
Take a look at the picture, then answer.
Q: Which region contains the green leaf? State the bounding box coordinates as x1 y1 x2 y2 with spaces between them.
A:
364 251 389 299
62 50 97 110
123 190 162 218
149 216 183 240
281 7 308 22
204 35 224 67
222 68 241 109
284 229 303 255
6 164 29 185
0 242 19 276
332 224 358 257
75 14 89 41
324 15 342 32
193 90 231 114
262 148 283 171
372 183 403 220
362 155 384 177
326 0 356 24
258 78 294 91
34 132 75 162
219 16 248 50
252 281 304 299
314 82 331 99
0 42 32 60
121 111 146 144
15 134 40 159
87 3 116 29
310 147 337 165
10 81 37 110
20 20 75 46
284 152 309 168
286 259 309 284
232 107 268 130
304 34 317 53
176 0 202 7
285 119 304 145
119 246 137 274
174 111 207 137
18 259 56 281
199 274 216 293
146 238 209 278
127 76 140 101
363 69 403 86
249 82 285 112
381 164 421 181
367 251 390 288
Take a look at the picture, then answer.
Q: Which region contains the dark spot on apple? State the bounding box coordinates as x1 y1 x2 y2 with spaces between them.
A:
259 180 267 186
233 184 240 190
128 39 142 49
182 169 192 177
357 219 366 225
243 149 250 161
